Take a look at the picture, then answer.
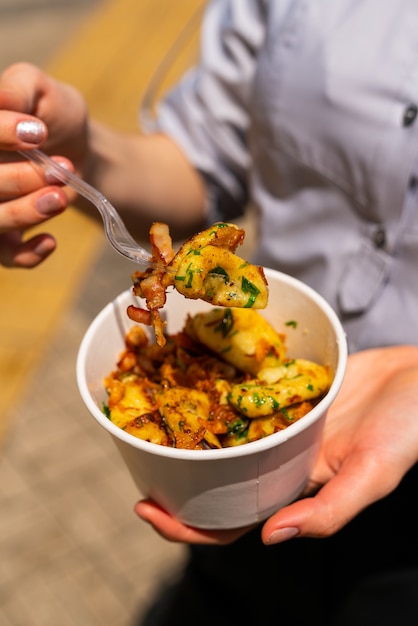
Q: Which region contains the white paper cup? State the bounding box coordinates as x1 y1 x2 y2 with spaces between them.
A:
76 268 347 529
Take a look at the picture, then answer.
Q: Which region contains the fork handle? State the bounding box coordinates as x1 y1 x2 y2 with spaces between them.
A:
18 149 152 265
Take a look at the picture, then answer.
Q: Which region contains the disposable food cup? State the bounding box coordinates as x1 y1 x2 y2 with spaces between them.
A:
76 268 347 529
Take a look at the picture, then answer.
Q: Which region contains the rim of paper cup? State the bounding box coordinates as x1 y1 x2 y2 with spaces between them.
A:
76 269 347 461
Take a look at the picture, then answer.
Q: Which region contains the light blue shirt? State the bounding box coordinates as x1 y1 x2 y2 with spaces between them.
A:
156 0 418 351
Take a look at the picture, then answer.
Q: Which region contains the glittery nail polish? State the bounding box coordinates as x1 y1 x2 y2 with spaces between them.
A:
16 120 46 144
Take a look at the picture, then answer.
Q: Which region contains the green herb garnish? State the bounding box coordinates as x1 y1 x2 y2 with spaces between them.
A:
214 308 234 337
241 276 260 308
285 320 298 329
209 266 230 283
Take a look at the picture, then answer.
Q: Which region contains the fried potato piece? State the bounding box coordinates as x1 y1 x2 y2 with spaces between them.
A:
186 307 286 375
104 373 157 420
247 401 315 442
105 374 155 416
127 222 268 347
157 387 222 450
220 400 316 448
124 415 172 446
170 223 268 309
104 372 171 444
227 359 331 418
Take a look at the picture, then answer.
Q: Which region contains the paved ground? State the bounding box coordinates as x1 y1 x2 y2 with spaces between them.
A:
0 2 187 625
0 243 186 626
0 0 100 71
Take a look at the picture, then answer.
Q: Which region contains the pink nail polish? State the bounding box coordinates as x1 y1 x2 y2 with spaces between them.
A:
44 160 71 185
265 527 299 545
33 238 56 256
35 191 64 216
16 120 46 144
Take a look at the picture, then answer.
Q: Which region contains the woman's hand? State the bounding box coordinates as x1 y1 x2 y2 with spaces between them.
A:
0 165 72 267
0 154 75 267
0 62 88 267
135 345 418 545
0 62 88 160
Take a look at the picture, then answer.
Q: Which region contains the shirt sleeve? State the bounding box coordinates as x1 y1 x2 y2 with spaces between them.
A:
151 0 267 222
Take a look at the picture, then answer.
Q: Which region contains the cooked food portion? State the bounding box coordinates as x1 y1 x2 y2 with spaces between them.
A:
169 222 268 308
227 359 331 418
104 309 331 450
185 308 287 375
127 222 268 346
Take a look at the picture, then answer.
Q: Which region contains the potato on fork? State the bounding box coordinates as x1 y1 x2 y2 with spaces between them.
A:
127 221 268 346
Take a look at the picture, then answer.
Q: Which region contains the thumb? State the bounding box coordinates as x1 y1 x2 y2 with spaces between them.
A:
0 62 47 114
261 452 396 544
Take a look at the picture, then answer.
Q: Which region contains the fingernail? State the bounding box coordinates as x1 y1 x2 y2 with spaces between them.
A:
33 238 56 256
35 191 64 216
265 527 299 545
44 159 71 185
16 120 46 144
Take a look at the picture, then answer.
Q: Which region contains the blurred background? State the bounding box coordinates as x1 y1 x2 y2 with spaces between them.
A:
0 0 207 624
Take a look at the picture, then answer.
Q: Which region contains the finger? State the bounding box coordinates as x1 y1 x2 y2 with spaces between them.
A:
0 110 47 150
0 188 68 234
261 451 397 544
0 62 87 157
0 88 28 112
0 231 56 268
0 63 53 150
134 500 254 545
0 160 49 201
0 62 47 115
0 156 73 201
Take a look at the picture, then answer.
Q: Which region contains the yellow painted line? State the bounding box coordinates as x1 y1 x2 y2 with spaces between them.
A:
48 0 201 128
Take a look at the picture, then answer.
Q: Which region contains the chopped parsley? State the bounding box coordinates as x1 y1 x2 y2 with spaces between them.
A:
102 403 111 419
209 266 230 283
285 320 298 329
281 407 294 421
241 276 260 308
214 308 234 337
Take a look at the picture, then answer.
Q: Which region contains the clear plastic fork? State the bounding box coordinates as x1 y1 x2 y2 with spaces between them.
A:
18 148 153 266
